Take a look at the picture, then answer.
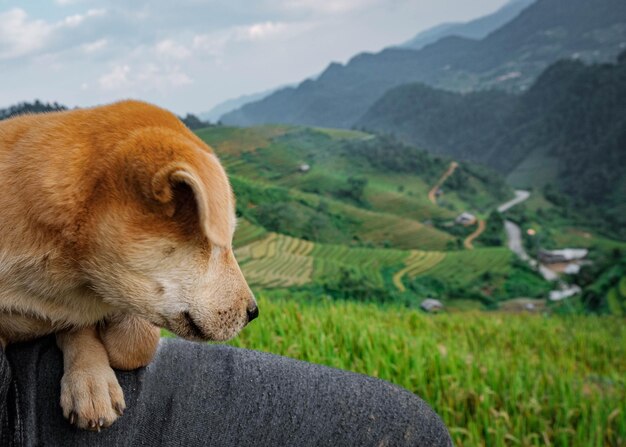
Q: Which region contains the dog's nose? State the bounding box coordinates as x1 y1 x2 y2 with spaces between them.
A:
246 305 259 323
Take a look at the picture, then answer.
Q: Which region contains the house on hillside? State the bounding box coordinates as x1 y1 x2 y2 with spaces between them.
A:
538 248 588 264
549 285 582 302
455 212 477 226
420 299 444 313
298 164 310 173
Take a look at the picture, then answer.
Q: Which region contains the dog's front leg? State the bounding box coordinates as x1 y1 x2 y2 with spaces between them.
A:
56 326 126 430
99 315 160 371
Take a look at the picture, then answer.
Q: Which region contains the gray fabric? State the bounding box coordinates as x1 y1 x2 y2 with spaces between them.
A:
1 336 452 447
0 346 13 446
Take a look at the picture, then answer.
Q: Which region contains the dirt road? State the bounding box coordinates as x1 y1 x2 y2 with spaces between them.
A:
463 218 486 250
428 161 459 204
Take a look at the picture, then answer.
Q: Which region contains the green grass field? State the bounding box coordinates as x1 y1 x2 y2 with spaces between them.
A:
221 297 626 447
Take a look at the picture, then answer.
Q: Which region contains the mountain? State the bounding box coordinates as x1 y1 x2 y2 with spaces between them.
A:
399 0 534 50
359 85 518 166
222 0 626 128
357 52 626 238
198 87 281 123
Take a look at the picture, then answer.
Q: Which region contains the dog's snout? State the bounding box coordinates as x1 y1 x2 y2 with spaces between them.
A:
246 305 259 323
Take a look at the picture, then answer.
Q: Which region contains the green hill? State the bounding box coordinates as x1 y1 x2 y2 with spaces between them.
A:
358 54 626 239
578 254 626 316
198 125 512 251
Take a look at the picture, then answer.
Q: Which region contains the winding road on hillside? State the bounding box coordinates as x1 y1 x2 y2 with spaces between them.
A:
498 190 531 213
428 161 486 249
503 219 559 281
499 191 583 299
428 161 458 204
499 190 559 281
464 219 486 250
499 191 532 261
426 175 578 298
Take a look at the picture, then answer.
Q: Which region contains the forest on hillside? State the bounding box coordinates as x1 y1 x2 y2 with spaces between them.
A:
358 52 626 239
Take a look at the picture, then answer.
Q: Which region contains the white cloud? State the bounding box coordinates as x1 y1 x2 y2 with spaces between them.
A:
81 38 108 54
192 33 229 57
98 63 192 92
193 20 315 57
279 0 379 14
155 39 191 60
55 0 82 5
237 21 313 41
0 7 107 60
244 21 288 40
0 8 53 59
137 64 193 88
98 65 131 90
63 9 106 28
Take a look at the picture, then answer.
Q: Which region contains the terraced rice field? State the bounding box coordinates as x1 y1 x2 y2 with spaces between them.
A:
236 231 462 292
233 219 267 248
235 233 314 288
393 250 447 291
422 248 513 283
236 232 410 289
357 209 452 251
196 125 288 156
236 232 512 293
311 243 408 287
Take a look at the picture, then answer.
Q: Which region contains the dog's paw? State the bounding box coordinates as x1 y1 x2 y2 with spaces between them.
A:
60 365 126 431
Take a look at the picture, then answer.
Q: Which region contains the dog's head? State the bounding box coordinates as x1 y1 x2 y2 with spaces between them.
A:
81 125 257 341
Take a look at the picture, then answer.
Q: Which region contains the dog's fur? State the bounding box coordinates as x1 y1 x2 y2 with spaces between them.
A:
0 100 256 430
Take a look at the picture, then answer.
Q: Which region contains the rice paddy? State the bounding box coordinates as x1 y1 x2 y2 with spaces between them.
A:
235 232 513 292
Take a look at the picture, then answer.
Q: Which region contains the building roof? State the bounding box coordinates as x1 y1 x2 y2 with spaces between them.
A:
455 212 476 224
420 299 444 312
540 248 588 261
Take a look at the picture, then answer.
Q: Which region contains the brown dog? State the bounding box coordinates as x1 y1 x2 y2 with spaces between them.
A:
0 100 257 430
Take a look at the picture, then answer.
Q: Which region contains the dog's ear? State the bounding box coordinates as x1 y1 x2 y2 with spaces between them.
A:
150 160 233 246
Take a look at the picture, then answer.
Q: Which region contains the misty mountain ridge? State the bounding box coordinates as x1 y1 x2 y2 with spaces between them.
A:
199 87 285 123
399 0 534 50
222 0 626 128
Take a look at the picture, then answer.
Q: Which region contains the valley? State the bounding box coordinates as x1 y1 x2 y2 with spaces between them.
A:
187 119 624 318
189 124 618 312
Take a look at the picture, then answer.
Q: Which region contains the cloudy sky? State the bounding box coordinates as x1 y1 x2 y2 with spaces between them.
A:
0 0 508 114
